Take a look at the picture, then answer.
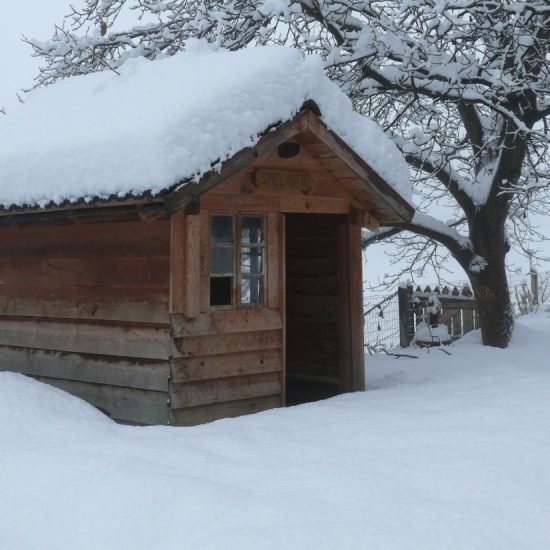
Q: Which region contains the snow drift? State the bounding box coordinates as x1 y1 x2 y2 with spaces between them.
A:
2 314 550 549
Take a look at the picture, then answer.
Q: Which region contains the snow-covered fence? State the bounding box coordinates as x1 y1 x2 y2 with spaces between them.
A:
398 284 479 347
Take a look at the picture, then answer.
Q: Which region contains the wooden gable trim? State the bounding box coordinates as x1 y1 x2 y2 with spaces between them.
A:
164 109 413 224
301 111 414 224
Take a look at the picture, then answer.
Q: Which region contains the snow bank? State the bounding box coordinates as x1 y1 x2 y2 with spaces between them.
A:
2 313 550 549
0 44 410 209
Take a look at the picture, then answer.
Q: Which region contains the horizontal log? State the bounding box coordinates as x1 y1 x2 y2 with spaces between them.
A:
171 308 282 338
285 214 345 236
0 219 170 257
201 193 351 214
0 284 169 323
211 169 351 199
173 329 282 357
34 376 169 425
170 395 281 426
0 257 169 285
170 348 282 384
0 318 171 360
0 346 169 392
170 371 281 409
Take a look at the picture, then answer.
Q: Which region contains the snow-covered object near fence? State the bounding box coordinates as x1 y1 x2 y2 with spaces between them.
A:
0 44 410 210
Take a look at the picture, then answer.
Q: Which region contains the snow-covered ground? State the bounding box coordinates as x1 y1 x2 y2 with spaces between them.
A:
2 313 550 549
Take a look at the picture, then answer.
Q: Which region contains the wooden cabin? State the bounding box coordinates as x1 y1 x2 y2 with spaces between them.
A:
0 106 413 425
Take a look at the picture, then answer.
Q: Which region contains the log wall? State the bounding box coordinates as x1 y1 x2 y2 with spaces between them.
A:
0 216 171 425
169 309 283 425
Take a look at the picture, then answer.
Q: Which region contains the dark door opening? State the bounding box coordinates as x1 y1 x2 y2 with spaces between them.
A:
285 214 346 405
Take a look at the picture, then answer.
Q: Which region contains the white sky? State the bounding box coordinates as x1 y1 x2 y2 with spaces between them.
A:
1 2 545 292
1 1 72 112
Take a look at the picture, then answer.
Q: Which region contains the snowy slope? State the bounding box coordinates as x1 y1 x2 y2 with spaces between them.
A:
0 44 410 210
1 313 550 549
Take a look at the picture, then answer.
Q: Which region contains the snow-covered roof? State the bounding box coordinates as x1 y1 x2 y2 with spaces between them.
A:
0 43 411 211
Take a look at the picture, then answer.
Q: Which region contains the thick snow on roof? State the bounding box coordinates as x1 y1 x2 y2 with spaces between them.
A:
0 43 411 209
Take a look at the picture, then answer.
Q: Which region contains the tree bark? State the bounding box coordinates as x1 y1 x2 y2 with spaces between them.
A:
469 258 513 348
466 203 514 348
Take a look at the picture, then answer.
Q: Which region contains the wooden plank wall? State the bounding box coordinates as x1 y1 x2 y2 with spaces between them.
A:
166 147 360 424
169 309 283 425
167 201 286 426
0 215 171 425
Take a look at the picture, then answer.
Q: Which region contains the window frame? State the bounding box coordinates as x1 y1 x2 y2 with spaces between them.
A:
208 212 267 309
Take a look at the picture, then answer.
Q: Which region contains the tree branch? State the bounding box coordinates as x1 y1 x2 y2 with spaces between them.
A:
404 153 476 218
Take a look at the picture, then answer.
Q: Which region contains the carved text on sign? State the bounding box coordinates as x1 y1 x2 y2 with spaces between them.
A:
255 169 311 192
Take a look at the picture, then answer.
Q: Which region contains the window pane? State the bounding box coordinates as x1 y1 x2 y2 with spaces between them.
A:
240 247 264 274
241 276 264 305
210 247 233 274
241 216 264 245
211 215 233 244
210 276 232 306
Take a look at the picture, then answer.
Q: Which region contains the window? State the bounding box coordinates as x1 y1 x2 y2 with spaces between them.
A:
209 214 265 306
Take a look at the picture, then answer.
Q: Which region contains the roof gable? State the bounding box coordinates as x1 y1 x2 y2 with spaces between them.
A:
166 109 413 224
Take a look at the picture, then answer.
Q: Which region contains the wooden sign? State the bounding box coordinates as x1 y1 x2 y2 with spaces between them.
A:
254 169 311 192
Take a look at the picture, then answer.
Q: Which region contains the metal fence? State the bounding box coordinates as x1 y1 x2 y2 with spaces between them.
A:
363 292 400 352
364 271 550 352
364 280 477 351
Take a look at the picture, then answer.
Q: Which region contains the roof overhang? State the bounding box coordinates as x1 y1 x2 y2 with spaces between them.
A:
164 109 414 224
0 109 414 226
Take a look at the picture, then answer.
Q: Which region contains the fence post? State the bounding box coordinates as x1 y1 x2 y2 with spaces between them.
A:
398 284 413 348
530 270 539 306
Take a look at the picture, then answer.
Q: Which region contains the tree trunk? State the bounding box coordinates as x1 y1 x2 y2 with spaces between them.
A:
466 204 514 348
469 259 513 348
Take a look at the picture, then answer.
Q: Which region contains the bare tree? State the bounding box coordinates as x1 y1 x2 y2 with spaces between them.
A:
27 0 550 347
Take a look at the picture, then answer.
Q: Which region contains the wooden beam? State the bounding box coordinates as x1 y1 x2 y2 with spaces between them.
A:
0 317 171 360
199 209 210 313
267 212 281 308
173 329 282 357
171 309 282 338
201 193 351 214
363 210 380 230
170 348 282 384
0 201 166 225
170 209 186 314
0 346 169 392
170 395 281 426
184 213 201 318
169 371 281 409
337 222 352 393
347 210 366 391
304 111 414 223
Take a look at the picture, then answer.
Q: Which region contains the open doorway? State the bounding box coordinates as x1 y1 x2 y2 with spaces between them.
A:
285 214 347 405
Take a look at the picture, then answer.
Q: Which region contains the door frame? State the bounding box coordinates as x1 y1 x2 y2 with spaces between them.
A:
280 211 365 406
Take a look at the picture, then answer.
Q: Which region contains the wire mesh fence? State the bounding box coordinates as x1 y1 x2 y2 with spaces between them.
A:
364 271 550 353
363 292 400 352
